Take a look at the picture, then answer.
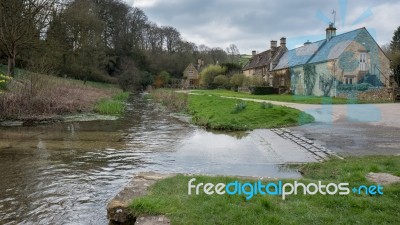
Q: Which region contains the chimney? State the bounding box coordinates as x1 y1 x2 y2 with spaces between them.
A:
280 37 286 48
252 50 256 56
270 40 277 50
304 40 311 45
326 23 337 41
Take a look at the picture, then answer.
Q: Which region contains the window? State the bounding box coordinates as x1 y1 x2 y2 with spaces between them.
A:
345 77 353 84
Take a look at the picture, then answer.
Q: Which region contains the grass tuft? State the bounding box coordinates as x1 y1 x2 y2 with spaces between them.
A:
94 92 129 115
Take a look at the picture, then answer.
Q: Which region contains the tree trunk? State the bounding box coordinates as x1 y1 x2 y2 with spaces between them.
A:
7 46 16 76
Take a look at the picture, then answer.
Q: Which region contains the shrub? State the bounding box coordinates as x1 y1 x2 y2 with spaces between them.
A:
260 102 273 109
249 86 277 95
231 101 247 114
337 83 373 91
0 73 12 90
200 65 226 87
356 83 373 91
230 73 245 88
213 75 230 88
151 89 188 113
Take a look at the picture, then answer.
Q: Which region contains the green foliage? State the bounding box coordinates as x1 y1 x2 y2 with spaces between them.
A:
0 73 12 90
112 92 130 101
94 92 129 115
390 26 400 51
188 95 313 130
118 67 154 91
250 74 265 86
199 65 226 87
229 73 245 87
337 83 373 91
231 101 247 114
303 64 317 95
260 102 273 109
130 156 400 225
213 74 230 88
220 62 242 76
154 71 171 88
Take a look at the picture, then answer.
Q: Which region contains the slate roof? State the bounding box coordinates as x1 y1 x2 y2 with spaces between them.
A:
243 46 286 70
274 28 365 70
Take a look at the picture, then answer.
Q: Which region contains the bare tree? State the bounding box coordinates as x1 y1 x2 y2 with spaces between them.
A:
226 43 240 63
162 26 180 53
0 0 57 76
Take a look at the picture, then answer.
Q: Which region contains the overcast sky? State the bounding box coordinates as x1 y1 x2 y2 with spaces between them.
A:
125 0 400 54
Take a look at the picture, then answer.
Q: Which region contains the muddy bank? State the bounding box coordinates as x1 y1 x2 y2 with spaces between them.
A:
0 113 119 127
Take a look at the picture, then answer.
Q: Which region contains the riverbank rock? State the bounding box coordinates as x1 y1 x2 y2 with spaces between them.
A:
366 172 400 185
107 172 174 224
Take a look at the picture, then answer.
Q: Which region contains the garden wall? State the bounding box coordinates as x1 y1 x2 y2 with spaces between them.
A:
337 87 395 102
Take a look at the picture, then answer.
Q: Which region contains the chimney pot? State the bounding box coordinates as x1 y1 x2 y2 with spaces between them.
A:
280 37 286 48
252 50 256 56
326 23 337 41
270 40 277 49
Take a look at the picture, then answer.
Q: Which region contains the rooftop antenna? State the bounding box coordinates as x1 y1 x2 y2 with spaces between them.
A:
332 10 336 27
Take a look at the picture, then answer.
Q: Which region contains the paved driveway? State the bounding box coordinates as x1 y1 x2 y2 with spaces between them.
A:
222 96 400 156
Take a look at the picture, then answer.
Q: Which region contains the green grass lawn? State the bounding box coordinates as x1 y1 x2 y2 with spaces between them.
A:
192 89 391 104
188 94 314 130
130 156 400 225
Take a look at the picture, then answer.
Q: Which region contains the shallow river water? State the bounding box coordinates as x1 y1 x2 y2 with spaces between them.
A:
0 95 305 224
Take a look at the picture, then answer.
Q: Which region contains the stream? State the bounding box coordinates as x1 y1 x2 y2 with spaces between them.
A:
0 95 305 224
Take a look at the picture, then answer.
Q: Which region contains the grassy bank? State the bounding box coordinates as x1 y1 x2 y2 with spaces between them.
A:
130 156 400 225
0 72 123 120
192 89 392 104
189 95 313 130
150 89 314 130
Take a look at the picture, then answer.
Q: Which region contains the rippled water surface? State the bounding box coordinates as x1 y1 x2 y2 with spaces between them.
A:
0 96 301 224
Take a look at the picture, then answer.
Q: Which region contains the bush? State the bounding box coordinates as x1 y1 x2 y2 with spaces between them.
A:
213 75 230 88
230 73 245 88
337 83 373 91
260 102 273 109
200 65 226 87
154 71 171 88
249 86 277 95
356 83 373 91
231 101 247 114
0 73 12 90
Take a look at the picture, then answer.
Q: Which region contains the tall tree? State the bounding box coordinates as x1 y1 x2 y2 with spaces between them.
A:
0 0 56 76
390 26 400 51
390 26 400 85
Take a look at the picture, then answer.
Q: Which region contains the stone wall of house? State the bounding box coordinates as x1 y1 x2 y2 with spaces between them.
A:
337 87 395 102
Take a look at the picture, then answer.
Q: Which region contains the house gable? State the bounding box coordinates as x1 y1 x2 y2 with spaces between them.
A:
183 63 199 79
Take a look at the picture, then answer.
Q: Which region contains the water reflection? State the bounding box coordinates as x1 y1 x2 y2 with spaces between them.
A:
0 95 302 224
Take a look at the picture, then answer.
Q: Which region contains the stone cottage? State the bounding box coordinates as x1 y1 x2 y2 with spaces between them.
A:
242 38 287 85
182 59 204 89
272 24 392 96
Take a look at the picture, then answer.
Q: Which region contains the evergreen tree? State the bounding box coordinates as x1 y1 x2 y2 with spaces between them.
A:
390 26 400 52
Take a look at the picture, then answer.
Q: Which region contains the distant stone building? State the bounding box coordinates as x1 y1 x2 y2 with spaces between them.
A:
242 38 287 85
272 24 391 96
182 59 204 89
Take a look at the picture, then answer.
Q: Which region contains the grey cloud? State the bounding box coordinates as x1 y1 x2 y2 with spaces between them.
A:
127 0 400 54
